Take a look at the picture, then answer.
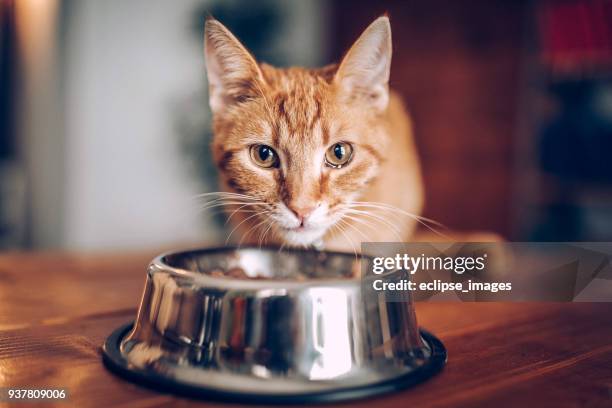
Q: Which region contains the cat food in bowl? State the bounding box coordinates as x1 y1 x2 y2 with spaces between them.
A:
102 247 446 404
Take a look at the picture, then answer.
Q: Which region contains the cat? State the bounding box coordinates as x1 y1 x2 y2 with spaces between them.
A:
202 16 425 252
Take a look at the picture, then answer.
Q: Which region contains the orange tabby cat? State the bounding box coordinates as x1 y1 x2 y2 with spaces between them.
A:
203 16 424 251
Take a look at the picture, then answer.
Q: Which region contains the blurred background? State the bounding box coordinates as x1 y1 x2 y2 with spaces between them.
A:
1 0 611 251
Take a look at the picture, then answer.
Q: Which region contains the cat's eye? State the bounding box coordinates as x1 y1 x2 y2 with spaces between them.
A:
250 144 280 168
325 142 353 168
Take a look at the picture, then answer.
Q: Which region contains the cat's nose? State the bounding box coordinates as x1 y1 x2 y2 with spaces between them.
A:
287 204 317 225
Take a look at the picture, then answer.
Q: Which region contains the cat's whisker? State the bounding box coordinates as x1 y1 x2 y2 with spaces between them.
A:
335 219 356 254
193 191 261 201
193 195 275 246
264 225 276 248
336 219 359 260
343 212 405 243
350 201 448 229
272 228 283 250
343 208 404 239
349 205 406 226
198 207 261 219
353 204 430 227
341 213 400 243
350 201 430 220
338 218 371 254
197 199 265 208
348 201 451 239
198 202 270 218
194 192 265 210
277 236 287 253
225 203 267 225
259 221 275 249
238 217 269 249
344 209 405 241
340 212 382 233
225 211 267 245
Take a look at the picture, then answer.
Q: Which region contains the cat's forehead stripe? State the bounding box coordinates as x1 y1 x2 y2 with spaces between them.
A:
269 90 326 147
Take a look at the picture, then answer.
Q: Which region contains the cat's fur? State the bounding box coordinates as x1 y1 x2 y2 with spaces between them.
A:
204 16 423 251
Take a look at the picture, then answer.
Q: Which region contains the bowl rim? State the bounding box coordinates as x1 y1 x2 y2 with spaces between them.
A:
148 245 373 290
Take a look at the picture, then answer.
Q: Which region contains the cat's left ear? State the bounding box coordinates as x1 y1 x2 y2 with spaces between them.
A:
204 17 265 114
334 16 392 112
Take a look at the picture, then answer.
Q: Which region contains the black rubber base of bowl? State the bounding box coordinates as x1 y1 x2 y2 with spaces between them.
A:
102 322 447 405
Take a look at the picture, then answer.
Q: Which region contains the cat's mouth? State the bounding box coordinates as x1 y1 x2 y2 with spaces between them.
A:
283 225 308 232
277 224 328 246
269 203 332 246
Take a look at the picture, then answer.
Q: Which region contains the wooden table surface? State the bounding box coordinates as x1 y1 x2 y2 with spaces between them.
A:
0 251 611 408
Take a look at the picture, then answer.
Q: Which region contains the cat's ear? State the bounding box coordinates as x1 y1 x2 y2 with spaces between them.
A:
204 17 265 114
334 16 392 112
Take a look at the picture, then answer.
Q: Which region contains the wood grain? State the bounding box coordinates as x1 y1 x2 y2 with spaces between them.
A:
0 252 611 407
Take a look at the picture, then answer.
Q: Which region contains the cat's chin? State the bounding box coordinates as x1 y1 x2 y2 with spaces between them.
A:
278 226 327 248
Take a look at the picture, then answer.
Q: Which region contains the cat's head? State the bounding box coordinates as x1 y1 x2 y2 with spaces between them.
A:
204 16 392 246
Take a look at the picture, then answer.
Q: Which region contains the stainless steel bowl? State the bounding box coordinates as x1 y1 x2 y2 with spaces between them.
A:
103 247 446 404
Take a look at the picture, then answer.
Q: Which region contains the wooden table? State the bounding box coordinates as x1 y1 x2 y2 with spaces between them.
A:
0 251 611 407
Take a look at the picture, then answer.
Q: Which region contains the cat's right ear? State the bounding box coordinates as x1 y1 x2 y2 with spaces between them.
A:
204 17 265 114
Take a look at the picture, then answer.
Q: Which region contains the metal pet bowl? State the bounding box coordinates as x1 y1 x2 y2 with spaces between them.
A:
102 247 446 404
